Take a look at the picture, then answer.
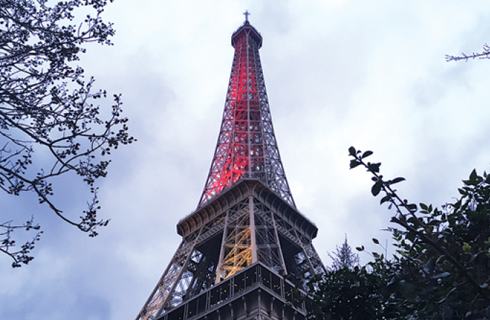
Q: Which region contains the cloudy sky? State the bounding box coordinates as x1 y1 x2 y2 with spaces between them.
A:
2 0 490 319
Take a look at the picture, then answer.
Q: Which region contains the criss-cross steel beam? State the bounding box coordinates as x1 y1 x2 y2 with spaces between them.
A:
199 20 295 208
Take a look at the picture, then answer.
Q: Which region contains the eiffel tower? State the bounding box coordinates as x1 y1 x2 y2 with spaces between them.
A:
136 14 325 320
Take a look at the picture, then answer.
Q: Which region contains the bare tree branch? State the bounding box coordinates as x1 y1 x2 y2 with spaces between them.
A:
446 43 490 62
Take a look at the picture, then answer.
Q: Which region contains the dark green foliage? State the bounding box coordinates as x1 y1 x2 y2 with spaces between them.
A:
0 0 134 267
352 147 490 318
306 260 404 320
307 147 490 319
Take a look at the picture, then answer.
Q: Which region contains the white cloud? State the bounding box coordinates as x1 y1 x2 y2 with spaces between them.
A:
2 0 490 319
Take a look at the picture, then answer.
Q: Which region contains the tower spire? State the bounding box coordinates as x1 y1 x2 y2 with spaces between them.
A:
243 10 250 22
198 20 295 208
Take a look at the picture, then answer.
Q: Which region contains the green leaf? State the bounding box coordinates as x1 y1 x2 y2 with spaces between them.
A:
367 162 381 173
464 169 481 186
371 181 382 196
362 150 373 158
380 195 391 204
485 174 490 184
406 231 416 242
349 159 361 169
372 238 379 244
348 146 356 156
407 203 417 213
391 177 405 185
470 168 478 181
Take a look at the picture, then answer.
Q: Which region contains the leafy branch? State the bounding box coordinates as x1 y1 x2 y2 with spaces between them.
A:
348 146 490 303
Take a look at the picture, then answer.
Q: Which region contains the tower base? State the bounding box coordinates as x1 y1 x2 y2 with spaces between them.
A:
157 263 307 320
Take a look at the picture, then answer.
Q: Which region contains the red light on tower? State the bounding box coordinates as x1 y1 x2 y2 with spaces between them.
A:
199 19 295 208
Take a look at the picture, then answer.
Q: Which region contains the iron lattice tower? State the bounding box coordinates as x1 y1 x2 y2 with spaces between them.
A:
198 20 294 209
137 18 325 320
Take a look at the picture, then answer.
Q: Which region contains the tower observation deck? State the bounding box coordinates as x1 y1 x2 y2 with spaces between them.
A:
136 17 325 320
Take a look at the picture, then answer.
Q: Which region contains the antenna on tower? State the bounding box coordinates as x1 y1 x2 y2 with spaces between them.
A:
243 10 250 22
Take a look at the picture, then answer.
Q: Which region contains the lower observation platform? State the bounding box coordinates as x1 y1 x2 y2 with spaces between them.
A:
156 262 308 320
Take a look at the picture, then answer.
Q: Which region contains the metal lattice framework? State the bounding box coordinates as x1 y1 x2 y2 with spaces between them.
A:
136 20 325 320
136 180 325 320
199 21 295 208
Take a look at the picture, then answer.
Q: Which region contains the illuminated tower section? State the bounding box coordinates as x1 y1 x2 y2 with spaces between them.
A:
199 20 295 208
136 17 325 320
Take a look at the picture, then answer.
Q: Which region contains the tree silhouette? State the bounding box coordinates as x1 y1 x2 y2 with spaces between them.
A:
328 235 359 271
0 0 134 267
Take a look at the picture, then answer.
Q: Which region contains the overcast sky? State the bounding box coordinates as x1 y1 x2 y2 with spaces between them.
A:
2 1 490 319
